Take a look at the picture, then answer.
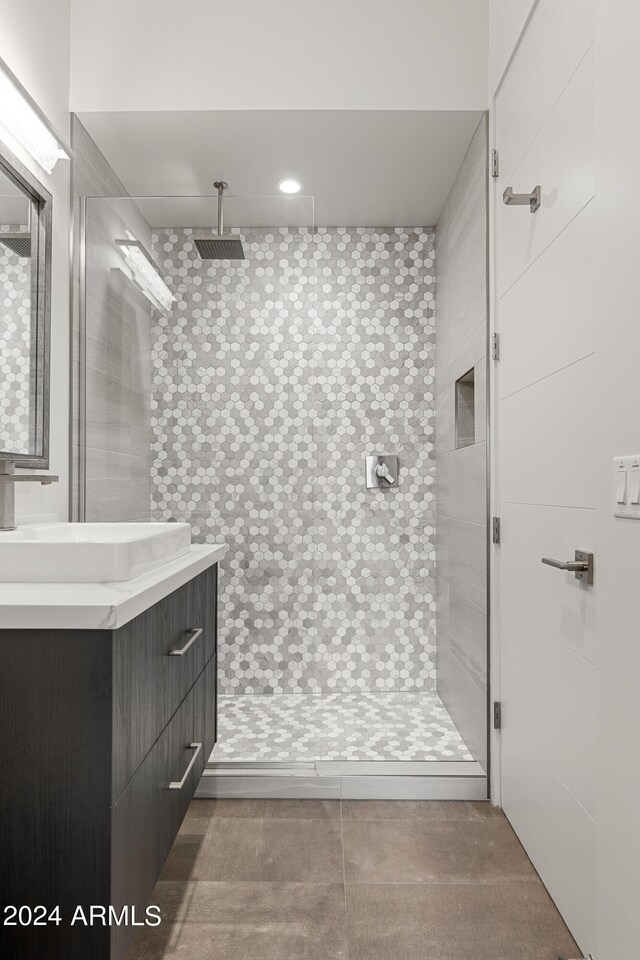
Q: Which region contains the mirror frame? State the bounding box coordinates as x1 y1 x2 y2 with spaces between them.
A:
0 141 52 468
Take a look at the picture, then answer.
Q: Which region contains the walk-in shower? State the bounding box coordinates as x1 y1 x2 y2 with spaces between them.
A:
75 117 489 799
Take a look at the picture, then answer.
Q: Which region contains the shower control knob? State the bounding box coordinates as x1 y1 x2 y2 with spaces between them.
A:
375 463 395 484
365 454 399 489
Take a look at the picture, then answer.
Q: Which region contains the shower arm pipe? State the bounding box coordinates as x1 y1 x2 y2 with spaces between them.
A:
214 180 228 236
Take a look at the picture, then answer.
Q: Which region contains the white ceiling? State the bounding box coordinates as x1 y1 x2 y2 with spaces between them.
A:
79 110 482 227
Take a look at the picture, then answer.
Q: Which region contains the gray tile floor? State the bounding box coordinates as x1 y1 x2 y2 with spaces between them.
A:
128 799 580 960
213 692 474 762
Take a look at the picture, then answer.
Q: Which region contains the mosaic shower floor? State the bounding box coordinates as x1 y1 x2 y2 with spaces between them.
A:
212 692 474 763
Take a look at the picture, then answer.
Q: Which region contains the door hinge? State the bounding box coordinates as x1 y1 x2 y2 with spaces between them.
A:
493 701 502 730
492 517 501 545
491 148 499 179
491 332 499 361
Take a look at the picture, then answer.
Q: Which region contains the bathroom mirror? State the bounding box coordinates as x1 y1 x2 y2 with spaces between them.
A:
0 143 51 467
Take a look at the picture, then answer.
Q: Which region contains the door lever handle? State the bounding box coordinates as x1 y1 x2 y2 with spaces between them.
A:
541 550 594 585
541 558 586 571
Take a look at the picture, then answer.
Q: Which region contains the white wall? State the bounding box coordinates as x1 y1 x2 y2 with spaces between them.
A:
435 116 488 773
0 0 72 520
69 0 489 112
0 0 71 138
594 3 640 957
489 0 536 94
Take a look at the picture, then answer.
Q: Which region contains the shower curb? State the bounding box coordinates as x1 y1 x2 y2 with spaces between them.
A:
197 760 487 800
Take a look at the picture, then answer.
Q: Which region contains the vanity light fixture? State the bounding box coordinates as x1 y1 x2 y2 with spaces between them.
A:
0 56 70 174
277 177 303 194
116 232 176 313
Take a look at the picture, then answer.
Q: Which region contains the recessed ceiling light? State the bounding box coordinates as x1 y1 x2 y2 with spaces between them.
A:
277 177 303 194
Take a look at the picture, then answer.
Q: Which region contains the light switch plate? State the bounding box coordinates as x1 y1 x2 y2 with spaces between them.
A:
613 454 640 519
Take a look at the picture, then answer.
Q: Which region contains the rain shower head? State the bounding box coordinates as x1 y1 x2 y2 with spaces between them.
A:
193 234 245 260
193 180 245 261
0 233 31 258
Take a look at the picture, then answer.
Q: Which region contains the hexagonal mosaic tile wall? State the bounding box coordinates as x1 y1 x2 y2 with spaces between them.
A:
151 227 436 694
0 225 31 455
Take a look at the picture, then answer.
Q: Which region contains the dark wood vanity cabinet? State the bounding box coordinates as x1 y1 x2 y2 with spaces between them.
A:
0 564 218 960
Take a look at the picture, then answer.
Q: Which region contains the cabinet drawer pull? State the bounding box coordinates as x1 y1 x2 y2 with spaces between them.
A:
168 742 203 790
169 627 203 657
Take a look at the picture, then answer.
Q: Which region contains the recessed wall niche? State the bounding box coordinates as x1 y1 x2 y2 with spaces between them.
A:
455 367 475 449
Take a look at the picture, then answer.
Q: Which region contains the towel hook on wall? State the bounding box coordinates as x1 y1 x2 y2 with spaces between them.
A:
503 185 541 212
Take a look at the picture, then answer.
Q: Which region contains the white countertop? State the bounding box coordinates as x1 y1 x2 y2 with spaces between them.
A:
0 543 227 630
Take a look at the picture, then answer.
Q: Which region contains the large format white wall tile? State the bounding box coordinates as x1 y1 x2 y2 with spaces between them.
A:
497 47 594 297
474 358 487 443
501 607 595 816
78 129 154 523
435 575 450 645
446 118 487 252
501 719 596 955
85 448 151 522
85 269 152 459
436 517 486 610
435 386 455 456
499 200 595 399
496 0 594 183
447 197 486 323
500 502 597 664
500 354 596 509
446 285 486 388
436 642 488 772
449 584 487 692
435 114 488 770
438 441 487 525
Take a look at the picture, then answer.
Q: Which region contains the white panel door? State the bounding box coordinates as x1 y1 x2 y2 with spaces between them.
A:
493 0 596 954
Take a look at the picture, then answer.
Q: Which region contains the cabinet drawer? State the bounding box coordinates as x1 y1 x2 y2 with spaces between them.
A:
166 655 217 834
111 655 216 960
112 565 217 800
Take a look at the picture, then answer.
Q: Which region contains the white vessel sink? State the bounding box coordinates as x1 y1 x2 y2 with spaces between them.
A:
0 522 192 582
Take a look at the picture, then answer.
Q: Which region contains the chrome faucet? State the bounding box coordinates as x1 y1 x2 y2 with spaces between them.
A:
0 460 59 532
